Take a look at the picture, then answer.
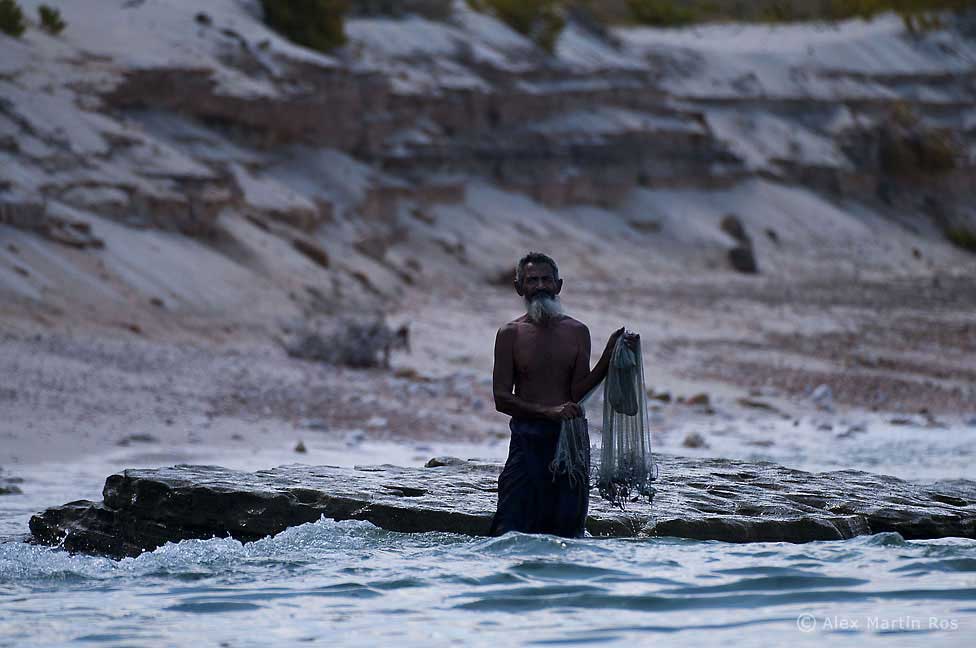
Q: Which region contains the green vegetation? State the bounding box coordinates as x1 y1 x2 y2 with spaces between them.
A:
625 0 699 26
765 0 974 33
915 131 957 173
464 0 972 32
467 0 566 51
880 128 957 176
877 103 957 176
945 226 976 253
38 4 65 35
617 0 973 28
0 0 26 38
260 0 349 53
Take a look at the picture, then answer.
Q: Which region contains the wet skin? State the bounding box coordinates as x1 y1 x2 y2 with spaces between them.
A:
492 261 638 421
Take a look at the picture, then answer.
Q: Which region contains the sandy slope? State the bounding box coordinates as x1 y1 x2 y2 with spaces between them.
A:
2 3 976 477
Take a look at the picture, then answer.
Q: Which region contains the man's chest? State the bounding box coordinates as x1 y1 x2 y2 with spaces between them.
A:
513 327 578 379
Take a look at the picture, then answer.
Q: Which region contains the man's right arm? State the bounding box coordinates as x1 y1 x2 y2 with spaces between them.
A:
492 325 578 420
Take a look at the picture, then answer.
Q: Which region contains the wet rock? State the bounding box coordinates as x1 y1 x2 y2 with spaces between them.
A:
837 424 867 439
28 457 976 558
685 393 710 407
0 469 23 496
648 389 672 403
425 456 467 468
116 433 159 446
736 398 784 416
682 432 708 448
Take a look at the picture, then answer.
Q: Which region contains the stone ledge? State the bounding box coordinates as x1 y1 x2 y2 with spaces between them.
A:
28 456 976 558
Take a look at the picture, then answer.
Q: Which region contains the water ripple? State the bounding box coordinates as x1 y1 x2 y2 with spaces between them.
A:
2 519 975 645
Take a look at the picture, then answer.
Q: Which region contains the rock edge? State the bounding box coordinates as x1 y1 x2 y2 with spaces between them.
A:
28 455 976 558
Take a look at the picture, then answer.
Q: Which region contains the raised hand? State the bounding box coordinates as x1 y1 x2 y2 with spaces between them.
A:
605 327 625 353
622 330 640 351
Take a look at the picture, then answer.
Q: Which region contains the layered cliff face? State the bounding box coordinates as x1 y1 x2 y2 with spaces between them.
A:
1 0 975 332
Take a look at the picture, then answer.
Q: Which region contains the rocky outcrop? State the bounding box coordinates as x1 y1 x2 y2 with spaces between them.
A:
0 468 23 496
29 456 976 558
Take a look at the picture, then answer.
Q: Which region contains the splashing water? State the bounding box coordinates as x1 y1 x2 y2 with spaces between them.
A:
1 517 974 646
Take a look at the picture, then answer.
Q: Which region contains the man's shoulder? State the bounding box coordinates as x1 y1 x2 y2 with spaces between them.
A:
497 319 524 338
559 315 589 334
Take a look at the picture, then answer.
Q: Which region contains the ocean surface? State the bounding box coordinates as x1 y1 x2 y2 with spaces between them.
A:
1 430 975 647
1 521 974 647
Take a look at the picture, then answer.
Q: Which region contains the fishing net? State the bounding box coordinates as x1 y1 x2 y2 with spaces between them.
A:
550 334 657 508
595 336 657 506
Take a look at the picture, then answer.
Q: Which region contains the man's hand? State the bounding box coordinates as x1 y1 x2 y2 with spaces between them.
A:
605 326 625 354
545 402 582 420
605 327 640 353
622 330 640 351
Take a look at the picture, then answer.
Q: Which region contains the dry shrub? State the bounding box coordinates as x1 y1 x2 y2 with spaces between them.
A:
880 128 958 176
284 317 410 368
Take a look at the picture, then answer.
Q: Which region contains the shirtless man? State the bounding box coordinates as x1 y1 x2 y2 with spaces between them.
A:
488 252 638 538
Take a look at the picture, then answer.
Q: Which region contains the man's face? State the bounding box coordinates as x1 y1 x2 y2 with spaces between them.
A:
517 262 561 301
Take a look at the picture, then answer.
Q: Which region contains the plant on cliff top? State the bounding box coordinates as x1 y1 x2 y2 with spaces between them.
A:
260 0 349 53
945 226 976 253
468 0 566 52
0 0 26 38
626 0 698 26
38 4 65 35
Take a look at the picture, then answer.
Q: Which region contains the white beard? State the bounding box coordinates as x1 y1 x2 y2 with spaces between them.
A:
525 294 563 325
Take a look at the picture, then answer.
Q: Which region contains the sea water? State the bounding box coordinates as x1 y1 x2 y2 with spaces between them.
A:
1 521 974 646
1 433 974 647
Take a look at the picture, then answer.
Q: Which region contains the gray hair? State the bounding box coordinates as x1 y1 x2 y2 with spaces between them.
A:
515 252 559 286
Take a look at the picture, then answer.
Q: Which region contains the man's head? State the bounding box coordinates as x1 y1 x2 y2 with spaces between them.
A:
515 252 563 324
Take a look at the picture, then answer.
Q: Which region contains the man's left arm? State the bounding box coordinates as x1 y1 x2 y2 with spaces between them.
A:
571 325 611 403
571 326 639 402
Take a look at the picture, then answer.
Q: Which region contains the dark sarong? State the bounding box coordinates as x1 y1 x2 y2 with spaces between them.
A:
488 417 590 538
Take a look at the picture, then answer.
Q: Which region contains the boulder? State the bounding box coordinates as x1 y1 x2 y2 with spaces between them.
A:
28 456 976 558
719 214 750 246
728 245 758 273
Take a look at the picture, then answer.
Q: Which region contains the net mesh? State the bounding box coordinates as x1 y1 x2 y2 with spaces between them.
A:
550 334 657 509
596 336 657 507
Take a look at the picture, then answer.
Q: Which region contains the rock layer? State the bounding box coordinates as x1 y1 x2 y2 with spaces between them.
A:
29 456 976 558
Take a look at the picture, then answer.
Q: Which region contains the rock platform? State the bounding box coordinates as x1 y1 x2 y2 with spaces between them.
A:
29 456 976 558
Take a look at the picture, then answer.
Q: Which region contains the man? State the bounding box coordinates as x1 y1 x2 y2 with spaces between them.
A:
489 252 638 538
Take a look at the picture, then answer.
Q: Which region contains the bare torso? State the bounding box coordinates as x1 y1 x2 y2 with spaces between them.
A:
510 315 585 406
493 314 599 421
